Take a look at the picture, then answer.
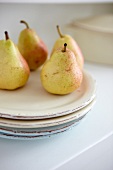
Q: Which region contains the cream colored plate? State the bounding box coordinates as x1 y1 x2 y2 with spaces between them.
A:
0 99 96 128
0 69 96 119
0 120 80 140
0 99 96 140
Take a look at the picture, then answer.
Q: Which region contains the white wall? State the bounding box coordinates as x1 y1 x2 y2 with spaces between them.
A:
0 3 113 52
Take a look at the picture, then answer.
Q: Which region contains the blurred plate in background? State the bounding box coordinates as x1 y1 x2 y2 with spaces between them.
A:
66 14 113 65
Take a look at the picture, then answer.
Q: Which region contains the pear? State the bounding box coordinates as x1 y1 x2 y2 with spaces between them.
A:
51 25 84 69
0 31 30 90
18 20 48 71
41 43 83 95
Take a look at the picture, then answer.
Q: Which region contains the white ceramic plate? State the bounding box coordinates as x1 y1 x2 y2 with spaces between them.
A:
0 98 96 129
0 118 86 140
0 99 96 140
0 119 82 138
0 69 96 119
66 14 113 65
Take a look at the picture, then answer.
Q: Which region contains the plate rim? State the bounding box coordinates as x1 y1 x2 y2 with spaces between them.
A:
0 69 96 120
0 98 96 129
0 120 82 140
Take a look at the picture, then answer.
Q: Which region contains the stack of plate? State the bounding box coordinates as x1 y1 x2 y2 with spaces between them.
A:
0 69 96 140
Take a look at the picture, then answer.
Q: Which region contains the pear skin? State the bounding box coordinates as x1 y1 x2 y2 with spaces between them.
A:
0 31 30 90
18 20 48 71
51 25 84 70
41 43 83 95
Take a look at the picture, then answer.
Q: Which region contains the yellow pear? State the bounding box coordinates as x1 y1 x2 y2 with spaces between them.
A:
41 43 83 95
51 25 84 69
18 20 48 71
0 31 30 90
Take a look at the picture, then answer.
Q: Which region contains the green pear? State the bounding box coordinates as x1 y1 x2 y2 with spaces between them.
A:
0 31 30 90
18 20 48 71
51 25 84 69
41 43 83 95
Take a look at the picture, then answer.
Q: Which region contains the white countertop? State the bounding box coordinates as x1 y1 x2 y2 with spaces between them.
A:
0 61 113 170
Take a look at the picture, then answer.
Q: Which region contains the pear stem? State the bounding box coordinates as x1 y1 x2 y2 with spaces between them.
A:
20 20 29 29
62 43 67 52
57 25 64 38
4 31 9 40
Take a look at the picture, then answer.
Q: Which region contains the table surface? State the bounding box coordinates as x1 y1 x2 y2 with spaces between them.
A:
0 61 113 170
